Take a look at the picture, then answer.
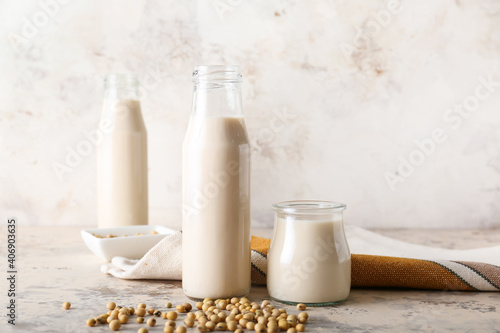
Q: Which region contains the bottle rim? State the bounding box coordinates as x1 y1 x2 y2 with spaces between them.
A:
272 200 346 214
193 65 242 83
104 73 140 87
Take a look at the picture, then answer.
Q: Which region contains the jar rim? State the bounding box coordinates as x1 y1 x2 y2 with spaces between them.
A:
272 200 346 213
193 65 242 83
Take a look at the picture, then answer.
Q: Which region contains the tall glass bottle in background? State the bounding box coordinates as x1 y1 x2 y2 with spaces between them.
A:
97 74 148 228
182 66 251 299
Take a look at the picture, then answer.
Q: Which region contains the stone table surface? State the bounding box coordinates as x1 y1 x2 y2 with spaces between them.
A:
1 226 499 332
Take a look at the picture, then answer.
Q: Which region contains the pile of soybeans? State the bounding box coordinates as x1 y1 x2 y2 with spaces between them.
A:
74 297 310 332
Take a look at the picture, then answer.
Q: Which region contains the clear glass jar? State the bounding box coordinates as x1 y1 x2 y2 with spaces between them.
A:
97 74 148 228
182 66 251 299
267 200 350 306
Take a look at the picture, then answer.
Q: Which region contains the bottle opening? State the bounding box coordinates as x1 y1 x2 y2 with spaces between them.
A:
193 65 242 84
104 73 140 88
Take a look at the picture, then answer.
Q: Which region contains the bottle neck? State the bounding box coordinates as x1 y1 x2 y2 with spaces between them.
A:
104 74 140 101
192 82 243 117
101 74 143 123
191 66 243 117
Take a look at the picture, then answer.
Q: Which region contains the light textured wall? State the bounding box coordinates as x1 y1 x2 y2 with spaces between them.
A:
1 0 500 228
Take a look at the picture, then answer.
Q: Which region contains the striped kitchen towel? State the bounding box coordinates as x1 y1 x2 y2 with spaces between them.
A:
250 236 500 291
102 227 500 291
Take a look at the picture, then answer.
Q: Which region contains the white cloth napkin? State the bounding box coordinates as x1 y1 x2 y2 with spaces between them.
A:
101 226 500 279
347 226 500 266
101 231 182 279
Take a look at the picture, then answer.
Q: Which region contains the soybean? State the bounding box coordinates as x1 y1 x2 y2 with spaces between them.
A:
296 324 305 332
211 314 221 324
147 318 156 327
255 323 266 333
227 321 237 331
119 314 129 324
216 322 227 331
206 321 216 331
278 319 289 331
119 308 130 316
185 318 195 327
109 319 121 331
167 311 178 320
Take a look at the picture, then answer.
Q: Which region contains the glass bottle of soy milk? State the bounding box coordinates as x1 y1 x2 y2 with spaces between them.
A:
182 66 251 299
97 74 148 228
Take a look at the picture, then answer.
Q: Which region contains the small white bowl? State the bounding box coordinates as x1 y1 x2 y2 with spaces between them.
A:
81 225 176 261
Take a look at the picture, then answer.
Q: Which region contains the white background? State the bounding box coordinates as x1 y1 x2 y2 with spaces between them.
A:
1 0 500 228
